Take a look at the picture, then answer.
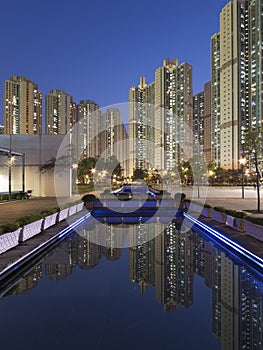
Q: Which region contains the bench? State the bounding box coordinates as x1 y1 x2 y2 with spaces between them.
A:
18 190 32 199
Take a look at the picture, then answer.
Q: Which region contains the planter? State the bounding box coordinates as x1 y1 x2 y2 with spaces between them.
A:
58 208 69 222
184 201 190 210
20 218 44 242
211 209 227 224
226 215 245 232
201 207 211 218
68 204 78 216
0 228 22 254
43 212 59 231
187 203 203 217
76 202 84 212
245 221 263 241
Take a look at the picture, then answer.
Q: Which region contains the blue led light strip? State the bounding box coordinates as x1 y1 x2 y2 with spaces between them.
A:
183 212 263 270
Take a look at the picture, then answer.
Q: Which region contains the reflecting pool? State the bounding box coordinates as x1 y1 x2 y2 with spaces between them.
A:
0 218 262 350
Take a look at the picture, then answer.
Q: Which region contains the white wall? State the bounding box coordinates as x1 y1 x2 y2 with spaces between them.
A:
0 135 71 197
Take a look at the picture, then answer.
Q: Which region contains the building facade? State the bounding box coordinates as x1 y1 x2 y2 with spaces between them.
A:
76 100 101 159
102 108 128 177
212 0 262 169
128 77 155 177
155 59 193 172
193 91 205 156
46 90 76 135
211 33 221 166
204 81 212 163
4 76 42 135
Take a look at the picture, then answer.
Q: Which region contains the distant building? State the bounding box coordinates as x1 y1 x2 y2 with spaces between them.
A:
76 100 101 159
102 108 128 177
46 90 76 135
0 124 4 134
4 76 42 135
203 81 212 163
193 91 204 156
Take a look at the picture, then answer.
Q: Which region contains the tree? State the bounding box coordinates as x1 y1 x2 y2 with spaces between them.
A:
242 125 263 212
77 157 96 184
188 155 208 198
178 161 192 185
133 168 148 180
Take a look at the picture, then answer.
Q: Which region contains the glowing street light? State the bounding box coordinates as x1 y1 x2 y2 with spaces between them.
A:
239 158 246 199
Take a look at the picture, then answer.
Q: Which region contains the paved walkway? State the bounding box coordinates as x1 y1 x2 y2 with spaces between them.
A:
182 186 263 217
0 195 82 225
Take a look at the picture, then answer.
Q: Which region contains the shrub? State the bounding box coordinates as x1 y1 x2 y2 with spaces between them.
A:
0 222 20 235
245 216 263 226
16 213 43 226
213 206 226 213
204 203 212 208
224 209 247 219
81 194 97 202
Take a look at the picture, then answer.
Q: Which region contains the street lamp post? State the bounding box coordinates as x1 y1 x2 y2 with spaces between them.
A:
239 158 246 199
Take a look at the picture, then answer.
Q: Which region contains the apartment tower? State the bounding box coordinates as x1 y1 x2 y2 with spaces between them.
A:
4 76 42 134
128 77 155 177
155 59 193 172
46 90 76 135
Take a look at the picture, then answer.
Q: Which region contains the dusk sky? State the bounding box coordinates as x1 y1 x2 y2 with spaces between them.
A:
1 0 229 124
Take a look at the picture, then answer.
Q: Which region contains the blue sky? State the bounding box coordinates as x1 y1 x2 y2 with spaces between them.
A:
0 0 229 124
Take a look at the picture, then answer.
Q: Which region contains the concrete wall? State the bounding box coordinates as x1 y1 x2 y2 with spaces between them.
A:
0 135 71 197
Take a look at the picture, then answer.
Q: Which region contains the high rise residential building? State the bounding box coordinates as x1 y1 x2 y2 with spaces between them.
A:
128 77 155 177
204 81 212 163
219 1 245 169
76 100 101 159
155 59 193 172
4 76 42 135
46 90 76 135
212 0 262 169
193 91 204 156
102 108 128 177
249 0 263 128
192 82 212 163
211 33 221 166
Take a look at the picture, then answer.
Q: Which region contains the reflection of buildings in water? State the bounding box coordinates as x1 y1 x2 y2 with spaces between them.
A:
76 231 102 269
155 222 194 311
129 221 160 294
129 237 155 294
45 241 73 280
192 233 263 349
7 265 42 296
87 219 127 249
240 269 263 350
2 220 263 350
220 253 263 350
211 248 221 340
130 221 194 311
100 225 122 260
